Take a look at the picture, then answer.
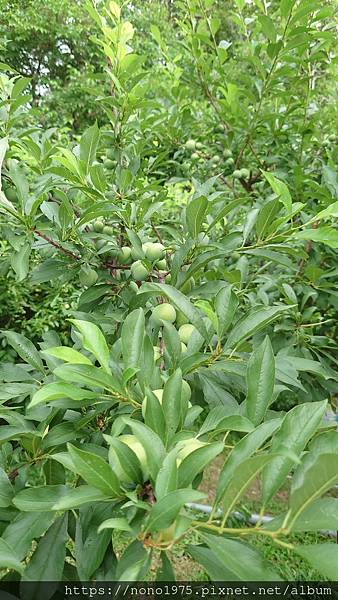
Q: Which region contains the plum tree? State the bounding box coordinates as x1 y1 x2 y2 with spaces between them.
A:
131 260 149 281
152 303 176 324
109 434 149 482
178 323 197 344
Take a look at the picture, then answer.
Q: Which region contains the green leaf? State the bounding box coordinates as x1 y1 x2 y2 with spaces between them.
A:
2 331 44 373
220 454 277 518
256 199 281 239
162 369 183 438
186 196 208 237
13 485 68 511
54 363 124 396
178 442 223 488
2 512 55 561
42 346 92 365
0 136 8 185
10 242 31 281
28 382 97 409
98 518 132 534
262 401 327 504
0 538 23 574
121 308 145 369
294 226 338 249
80 122 100 174
52 486 110 510
156 551 176 581
295 544 338 580
216 419 282 504
245 336 275 426
67 444 121 497
144 283 208 340
224 305 291 350
70 319 111 373
145 489 205 532
155 448 178 501
22 514 68 583
108 437 143 483
144 389 166 441
258 15 277 42
200 534 281 580
265 498 338 533
162 321 182 366
0 467 14 507
288 453 338 527
215 285 238 337
122 418 166 480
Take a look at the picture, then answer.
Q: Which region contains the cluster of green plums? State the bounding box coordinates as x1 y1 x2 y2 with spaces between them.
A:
183 138 250 180
79 220 169 287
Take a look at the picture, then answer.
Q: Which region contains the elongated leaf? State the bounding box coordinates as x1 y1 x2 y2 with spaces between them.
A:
13 485 68 511
216 419 282 504
67 444 121 496
178 442 223 488
220 454 276 518
263 171 292 214
52 486 110 510
186 195 208 237
0 538 23 574
288 453 338 527
295 544 338 580
11 243 31 281
80 122 100 174
225 305 292 350
22 515 67 586
201 534 281 580
42 346 92 365
121 308 144 369
98 518 132 534
215 285 238 337
2 331 44 372
246 336 275 426
0 136 8 185
262 401 327 504
265 498 338 533
145 489 205 532
0 467 14 507
108 437 143 483
155 448 178 501
28 382 97 409
54 364 124 396
122 418 165 480
2 512 55 561
162 369 183 438
294 226 338 249
70 319 110 372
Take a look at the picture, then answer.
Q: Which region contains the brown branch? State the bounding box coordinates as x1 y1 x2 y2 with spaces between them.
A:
34 230 81 260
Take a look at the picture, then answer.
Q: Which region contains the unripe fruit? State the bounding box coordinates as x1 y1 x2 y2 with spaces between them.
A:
178 323 196 344
145 242 165 262
225 157 234 167
196 142 203 150
153 346 161 361
181 342 187 353
152 303 176 324
328 134 336 142
79 267 98 287
93 220 104 233
131 260 149 281
109 434 149 482
232 169 242 179
223 149 232 158
212 154 220 164
185 139 196 150
118 246 132 263
239 168 250 179
191 152 199 161
156 259 167 270
104 158 115 170
129 281 139 293
103 225 114 236
5 188 17 202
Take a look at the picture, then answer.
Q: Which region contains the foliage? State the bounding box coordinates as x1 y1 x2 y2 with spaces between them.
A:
0 0 337 583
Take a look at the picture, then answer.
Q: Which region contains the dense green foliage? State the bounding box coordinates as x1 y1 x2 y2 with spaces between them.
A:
0 0 337 584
